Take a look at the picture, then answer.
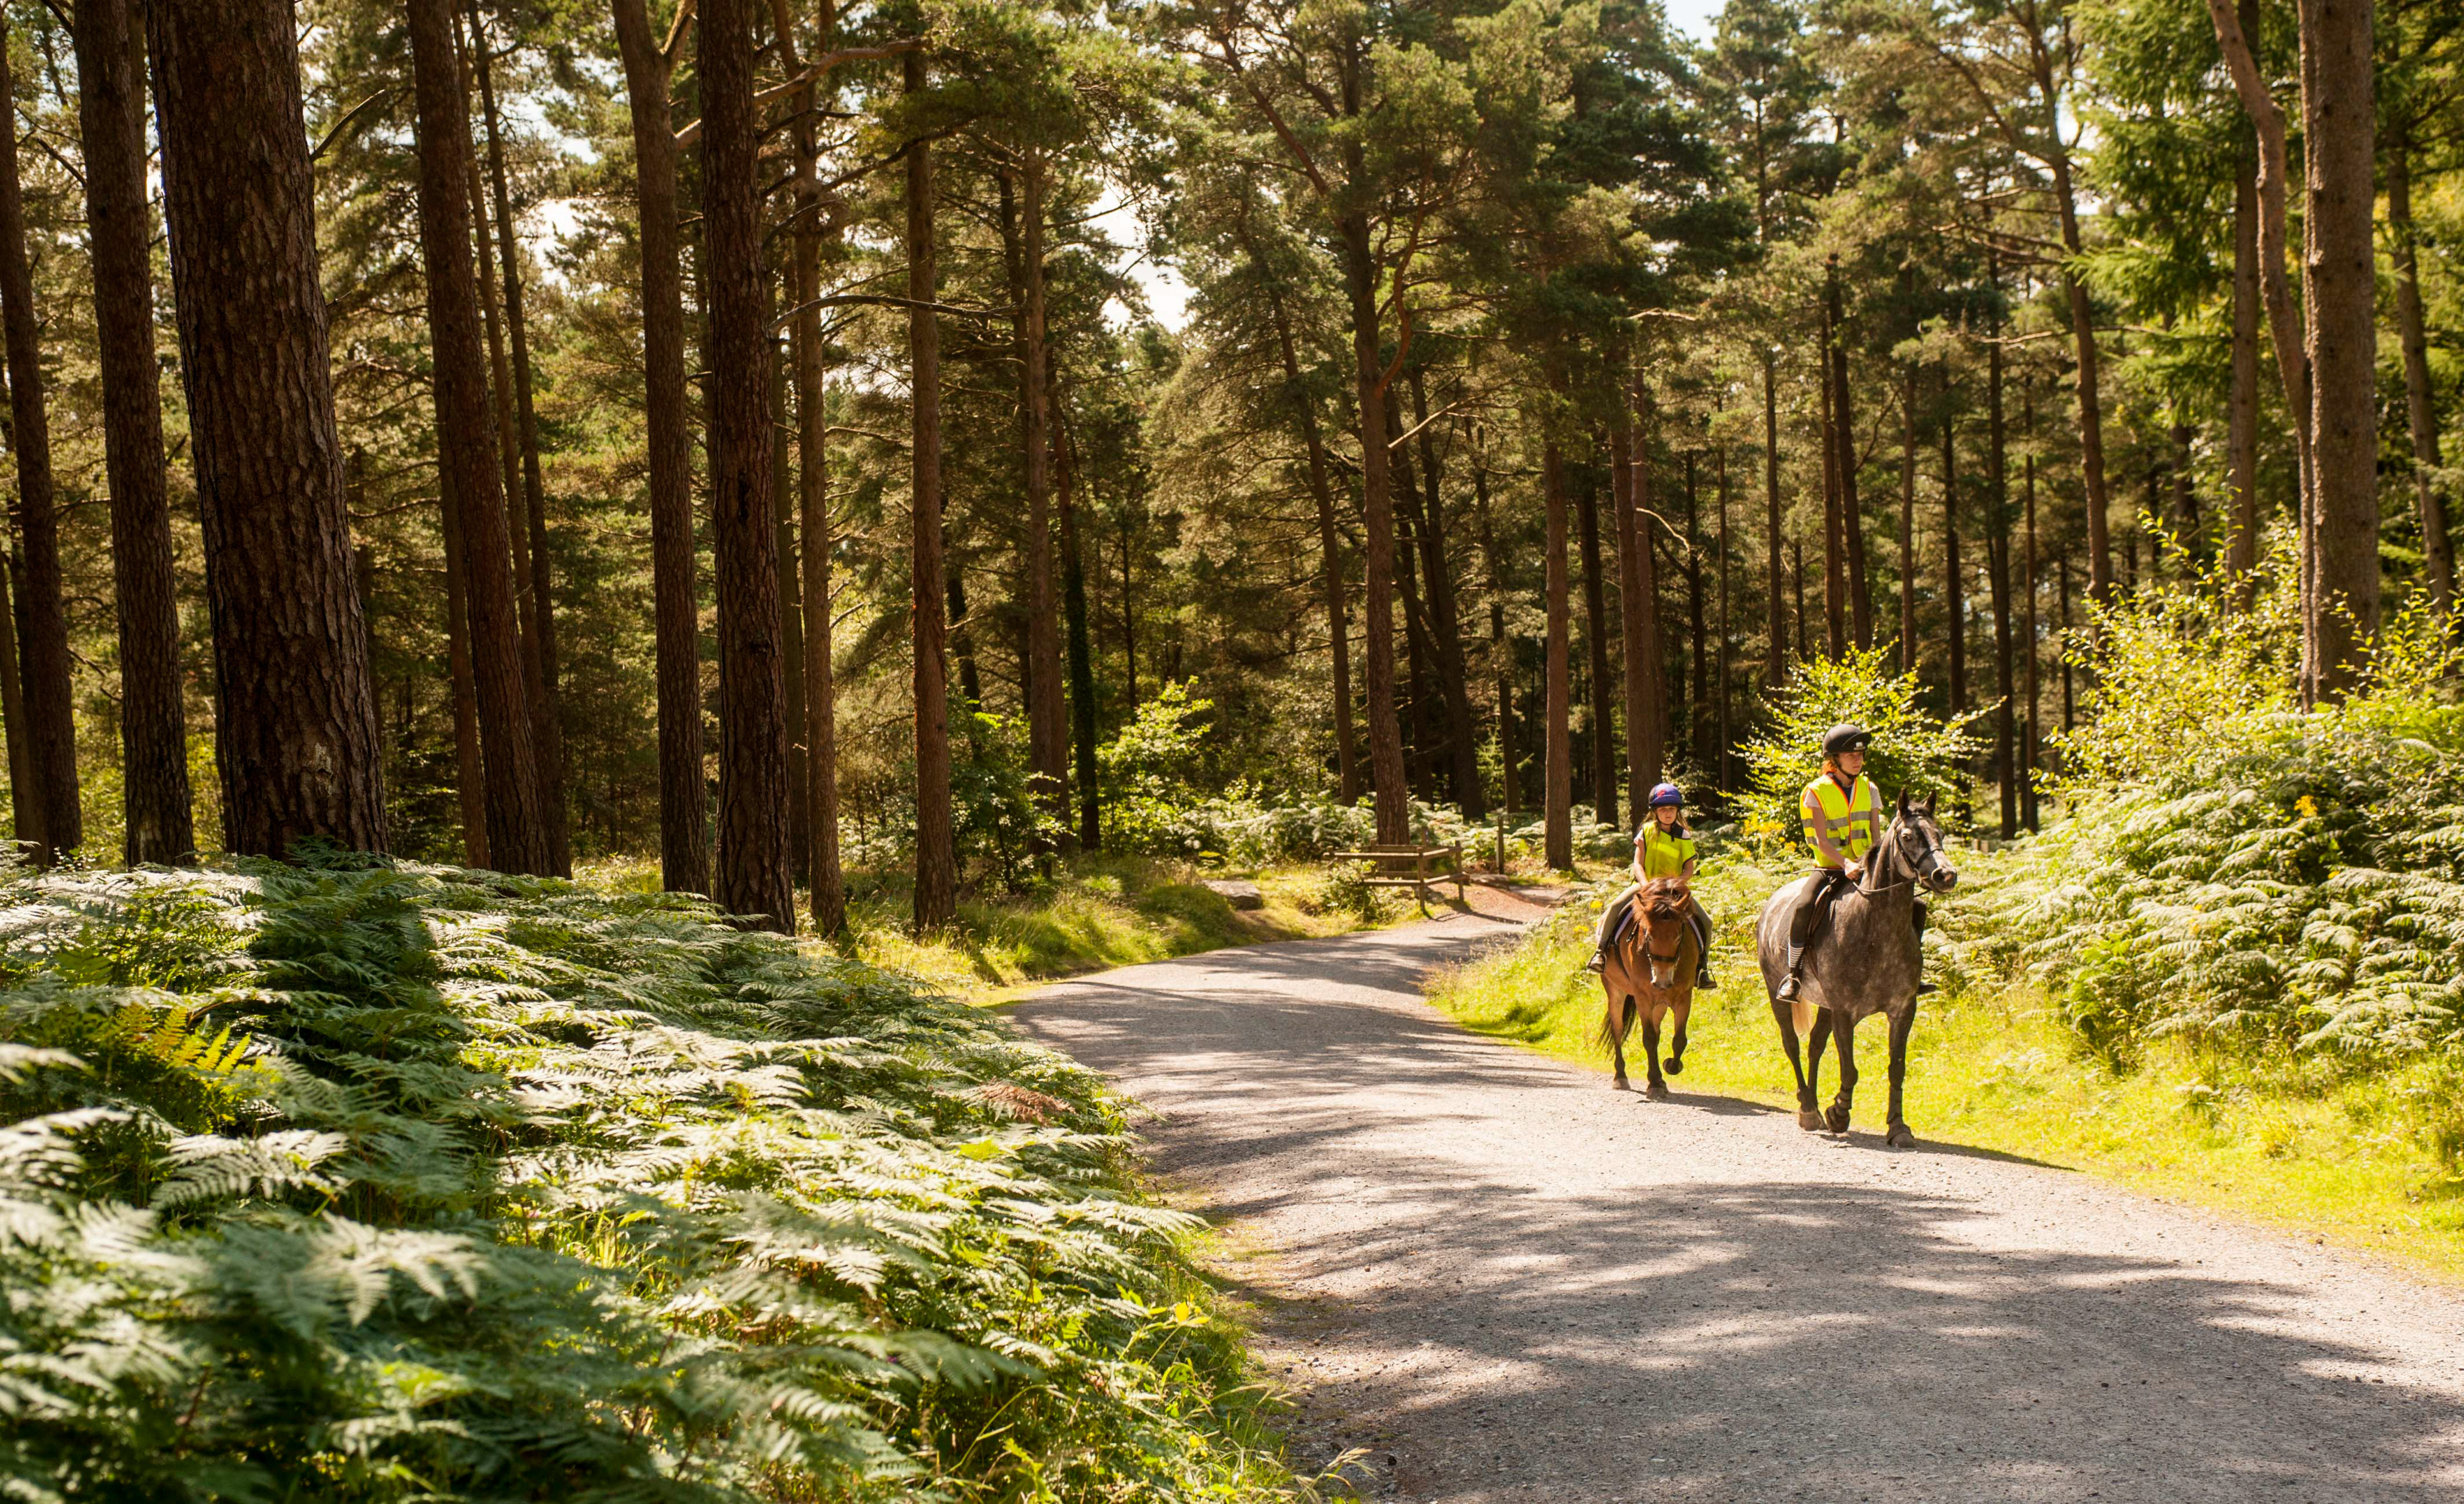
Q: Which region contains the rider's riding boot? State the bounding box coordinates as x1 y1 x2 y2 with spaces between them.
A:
1775 944 1807 1002
1693 919 1716 989
1912 900 1937 995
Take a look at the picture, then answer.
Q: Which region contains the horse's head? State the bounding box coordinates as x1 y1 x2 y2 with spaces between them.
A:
1637 877 1693 991
1890 792 1959 892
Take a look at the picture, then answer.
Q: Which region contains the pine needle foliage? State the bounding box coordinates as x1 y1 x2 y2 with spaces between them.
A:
0 856 1300 1502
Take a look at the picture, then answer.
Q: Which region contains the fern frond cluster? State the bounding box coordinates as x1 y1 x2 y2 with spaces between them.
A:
0 857 1295 1501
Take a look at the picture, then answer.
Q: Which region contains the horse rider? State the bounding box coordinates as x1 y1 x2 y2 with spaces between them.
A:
1586 782 1716 989
1775 723 1933 1003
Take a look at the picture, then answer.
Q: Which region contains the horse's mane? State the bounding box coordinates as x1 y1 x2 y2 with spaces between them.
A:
1640 875 1690 917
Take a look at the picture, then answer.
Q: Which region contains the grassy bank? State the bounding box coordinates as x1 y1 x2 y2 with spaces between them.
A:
0 856 1323 1501
1427 854 2464 1283
580 852 1407 1005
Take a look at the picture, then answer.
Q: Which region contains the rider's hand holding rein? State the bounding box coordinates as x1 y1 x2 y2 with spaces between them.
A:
1805 740 1869 882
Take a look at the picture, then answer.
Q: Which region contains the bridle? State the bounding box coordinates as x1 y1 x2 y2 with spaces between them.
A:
1857 815 1952 897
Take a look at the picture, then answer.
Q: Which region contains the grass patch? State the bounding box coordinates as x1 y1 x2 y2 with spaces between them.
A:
1426 857 2464 1283
842 855 1406 1004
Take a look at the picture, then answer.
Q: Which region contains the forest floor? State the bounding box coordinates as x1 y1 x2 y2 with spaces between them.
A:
1009 915 2464 1503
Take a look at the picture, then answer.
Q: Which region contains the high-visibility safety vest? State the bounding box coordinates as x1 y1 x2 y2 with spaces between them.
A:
1640 826 1696 879
1801 772 1884 867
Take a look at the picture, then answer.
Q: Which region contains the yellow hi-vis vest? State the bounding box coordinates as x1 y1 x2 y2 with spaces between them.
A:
1801 773 1883 867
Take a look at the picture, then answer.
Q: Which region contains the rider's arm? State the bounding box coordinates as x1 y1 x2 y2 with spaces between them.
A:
1681 856 1697 881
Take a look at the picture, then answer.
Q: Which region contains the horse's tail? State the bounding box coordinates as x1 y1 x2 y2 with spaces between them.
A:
1596 992 1634 1053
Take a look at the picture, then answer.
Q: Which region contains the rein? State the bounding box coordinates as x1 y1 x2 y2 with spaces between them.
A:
1855 819 1948 898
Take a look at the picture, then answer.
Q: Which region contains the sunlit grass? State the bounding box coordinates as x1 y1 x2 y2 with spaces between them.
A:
1426 859 2464 1283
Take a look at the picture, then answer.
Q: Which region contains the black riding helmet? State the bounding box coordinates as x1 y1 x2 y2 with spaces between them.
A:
1822 723 1872 758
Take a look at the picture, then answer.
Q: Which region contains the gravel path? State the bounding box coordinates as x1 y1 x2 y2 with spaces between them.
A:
1009 913 2464 1503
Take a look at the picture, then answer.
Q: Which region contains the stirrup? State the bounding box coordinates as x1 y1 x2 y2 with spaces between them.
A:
1695 966 1717 991
1584 950 1606 973
1776 973 1801 1002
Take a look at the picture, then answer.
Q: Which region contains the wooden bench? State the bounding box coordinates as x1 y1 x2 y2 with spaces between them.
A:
1329 843 1466 908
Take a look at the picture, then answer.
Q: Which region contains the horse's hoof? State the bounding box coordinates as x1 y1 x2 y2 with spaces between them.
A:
1797 1109 1823 1131
1646 1081 1671 1100
1886 1122 1917 1148
1824 1104 1851 1134
1663 1057 1684 1075
1612 1076 1630 1092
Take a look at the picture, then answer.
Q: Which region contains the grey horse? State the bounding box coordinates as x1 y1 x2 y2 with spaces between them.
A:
1754 793 1959 1146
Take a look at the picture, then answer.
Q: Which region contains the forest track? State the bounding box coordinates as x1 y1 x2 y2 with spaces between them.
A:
1010 913 2464 1503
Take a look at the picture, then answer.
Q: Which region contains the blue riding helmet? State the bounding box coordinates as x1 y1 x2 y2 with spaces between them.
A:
1647 782 1684 808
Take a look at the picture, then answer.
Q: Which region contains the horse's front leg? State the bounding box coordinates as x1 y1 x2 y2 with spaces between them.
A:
1641 1006 1667 1098
1885 1001 1919 1147
1825 1010 1859 1134
1772 998 1820 1130
1806 1009 1833 1125
1665 998 1691 1076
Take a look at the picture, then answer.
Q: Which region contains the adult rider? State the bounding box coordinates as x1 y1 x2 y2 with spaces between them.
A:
1775 723 1933 1003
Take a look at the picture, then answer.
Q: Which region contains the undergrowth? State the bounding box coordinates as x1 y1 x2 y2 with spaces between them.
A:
0 855 1311 1501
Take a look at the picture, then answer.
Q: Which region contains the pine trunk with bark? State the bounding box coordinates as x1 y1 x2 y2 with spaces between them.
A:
1611 387 1648 821
0 18 79 861
775 0 844 931
1339 215 1408 844
146 0 387 856
1411 368 1483 817
1058 416 1100 848
0 547 28 846
2298 0 2378 698
1475 446 1517 814
1543 430 1573 870
1686 453 1711 774
1899 367 1919 669
409 0 549 874
612 0 709 895
1265 281 1358 802
2022 378 2041 831
1576 465 1617 829
2227 114 2262 591
700 0 793 929
2389 139 2451 614
1762 353 1785 686
907 50 958 929
72 0 192 863
468 0 568 874
1017 155 1069 840
438 463 488 866
1627 389 1667 790
1830 270 1871 649
1988 328 2016 838
770 343 808 883
1820 281 1846 659
1942 405 1966 713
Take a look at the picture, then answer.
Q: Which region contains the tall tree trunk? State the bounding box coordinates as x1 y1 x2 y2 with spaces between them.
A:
438 463 488 866
409 0 548 874
2390 138 2451 614
1411 366 1483 817
1630 390 1667 787
1058 414 1100 848
1763 352 1786 685
771 340 808 883
1943 405 1966 713
1830 266 1872 649
701 0 792 929
1715 443 1732 791
0 19 79 862
1338 212 1408 844
73 0 192 863
1391 428 1439 798
1686 453 1711 774
774 0 843 930
611 0 708 895
2228 114 2262 593
906 49 958 928
2022 377 2041 832
1611 383 1648 819
1266 281 1358 802
1016 154 1069 838
1899 366 1919 670
1576 463 1617 829
1474 445 1517 814
1820 275 1846 658
2298 0 2378 697
148 0 386 856
2059 549 2075 732
1543 430 1573 869
0 544 28 847
1988 321 2016 838
467 0 568 873
2208 0 2318 665
2025 24 2116 607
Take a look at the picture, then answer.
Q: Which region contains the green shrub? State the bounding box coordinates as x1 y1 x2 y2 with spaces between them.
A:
1735 647 1988 851
0 858 1297 1502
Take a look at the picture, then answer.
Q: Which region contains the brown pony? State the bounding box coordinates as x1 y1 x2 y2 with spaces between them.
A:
1599 875 1697 1097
